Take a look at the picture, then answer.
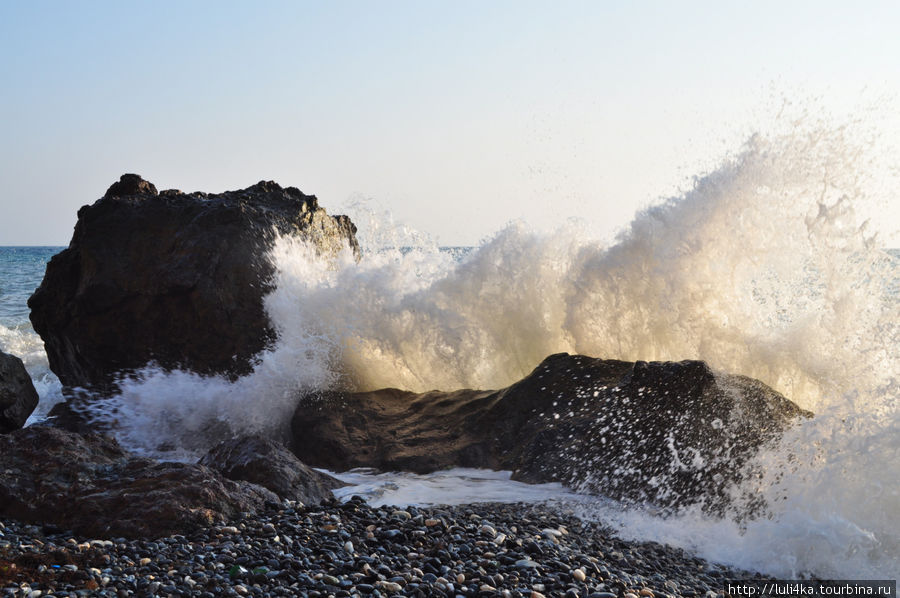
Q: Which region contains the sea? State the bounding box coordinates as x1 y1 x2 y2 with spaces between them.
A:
1 124 899 579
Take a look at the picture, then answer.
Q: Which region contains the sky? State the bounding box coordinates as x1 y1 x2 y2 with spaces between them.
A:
1 0 898 246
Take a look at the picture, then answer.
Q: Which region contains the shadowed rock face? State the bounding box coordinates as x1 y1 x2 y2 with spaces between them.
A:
0 427 279 539
200 435 345 505
28 174 359 389
292 353 811 512
0 350 39 433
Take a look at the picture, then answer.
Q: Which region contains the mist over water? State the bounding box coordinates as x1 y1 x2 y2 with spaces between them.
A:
5 115 898 578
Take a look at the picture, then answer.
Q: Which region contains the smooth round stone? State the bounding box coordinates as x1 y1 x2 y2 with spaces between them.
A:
377 581 403 593
573 568 587 582
541 528 562 537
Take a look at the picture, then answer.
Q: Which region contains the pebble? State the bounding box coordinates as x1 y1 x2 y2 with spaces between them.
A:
0 500 755 596
479 524 497 537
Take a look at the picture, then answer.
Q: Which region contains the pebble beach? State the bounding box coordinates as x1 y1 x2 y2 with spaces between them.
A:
1 499 751 598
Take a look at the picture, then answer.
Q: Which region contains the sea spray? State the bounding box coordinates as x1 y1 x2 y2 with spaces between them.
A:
261 128 895 406
75 118 898 578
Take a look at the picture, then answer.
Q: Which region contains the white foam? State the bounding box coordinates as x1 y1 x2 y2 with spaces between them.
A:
329 468 586 508
0 323 63 421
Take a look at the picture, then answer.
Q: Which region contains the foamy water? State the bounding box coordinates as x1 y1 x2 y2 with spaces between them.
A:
329 468 586 508
3 115 898 578
0 323 62 417
0 246 64 419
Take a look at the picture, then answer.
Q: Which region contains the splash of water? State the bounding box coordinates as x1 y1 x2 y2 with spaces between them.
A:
86 117 897 577
0 323 63 419
261 127 895 407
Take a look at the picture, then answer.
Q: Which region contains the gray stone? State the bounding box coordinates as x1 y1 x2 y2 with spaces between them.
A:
0 350 39 433
199 435 344 505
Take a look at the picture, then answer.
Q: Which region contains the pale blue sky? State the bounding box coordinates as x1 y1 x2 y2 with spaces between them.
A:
1 1 898 245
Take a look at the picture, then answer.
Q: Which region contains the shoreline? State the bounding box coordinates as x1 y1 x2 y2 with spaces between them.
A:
1 499 753 597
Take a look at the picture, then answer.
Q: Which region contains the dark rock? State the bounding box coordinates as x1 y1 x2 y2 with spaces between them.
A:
0 350 39 433
291 353 811 512
200 435 345 504
292 387 499 474
0 426 278 538
28 174 359 388
104 173 158 197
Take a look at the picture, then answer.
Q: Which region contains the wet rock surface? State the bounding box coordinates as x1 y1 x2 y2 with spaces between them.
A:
0 351 38 433
292 353 811 512
201 435 347 505
0 427 279 539
0 499 754 597
28 174 359 389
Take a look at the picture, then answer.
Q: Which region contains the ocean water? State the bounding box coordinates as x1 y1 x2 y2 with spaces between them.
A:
1 120 899 579
0 246 63 413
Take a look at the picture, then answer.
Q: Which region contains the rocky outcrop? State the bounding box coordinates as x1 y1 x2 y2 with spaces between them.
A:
28 174 359 388
0 426 279 538
0 350 39 433
200 435 345 505
292 353 811 512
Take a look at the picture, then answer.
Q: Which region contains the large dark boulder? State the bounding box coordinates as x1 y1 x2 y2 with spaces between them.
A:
28 174 359 388
0 350 39 433
0 426 279 538
200 435 345 505
292 353 811 512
